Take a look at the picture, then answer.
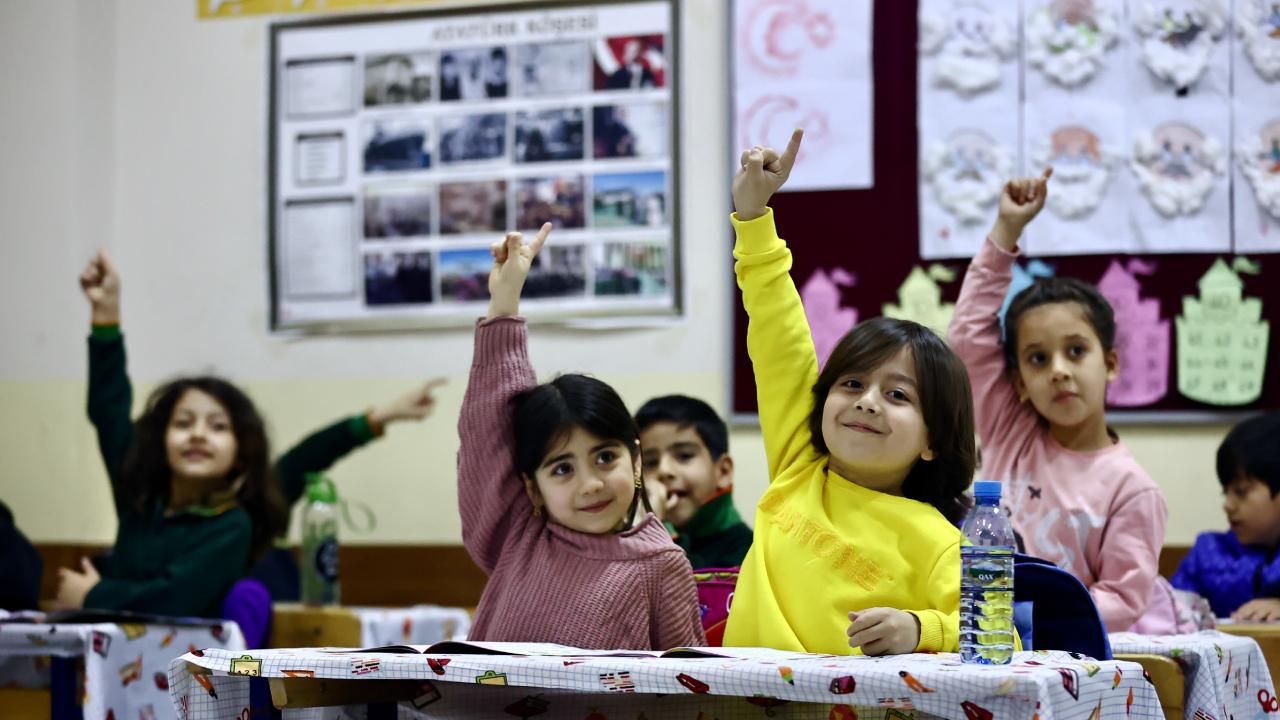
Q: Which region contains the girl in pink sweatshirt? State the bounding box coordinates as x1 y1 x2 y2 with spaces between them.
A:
458 223 705 651
948 170 1182 633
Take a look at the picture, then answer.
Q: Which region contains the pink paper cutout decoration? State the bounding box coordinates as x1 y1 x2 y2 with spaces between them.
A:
1097 260 1170 406
801 267 858 369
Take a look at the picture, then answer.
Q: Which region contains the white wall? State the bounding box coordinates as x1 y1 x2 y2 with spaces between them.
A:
0 0 1230 548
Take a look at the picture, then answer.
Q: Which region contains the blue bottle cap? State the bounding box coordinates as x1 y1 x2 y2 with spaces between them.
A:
972 480 1002 501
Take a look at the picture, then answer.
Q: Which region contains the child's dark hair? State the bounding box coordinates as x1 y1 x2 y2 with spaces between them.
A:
1003 277 1116 370
809 318 977 524
120 377 289 562
514 374 653 525
634 395 729 460
1216 412 1280 495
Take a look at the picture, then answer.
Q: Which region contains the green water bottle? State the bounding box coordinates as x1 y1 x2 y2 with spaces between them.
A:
300 472 340 605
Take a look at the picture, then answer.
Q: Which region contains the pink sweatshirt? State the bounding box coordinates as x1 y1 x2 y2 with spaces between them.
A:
949 239 1170 633
458 316 705 650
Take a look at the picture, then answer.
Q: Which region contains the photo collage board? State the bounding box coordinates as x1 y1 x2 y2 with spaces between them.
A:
270 0 678 330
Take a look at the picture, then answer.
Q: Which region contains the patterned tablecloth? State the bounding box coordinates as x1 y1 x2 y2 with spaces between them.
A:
1111 631 1278 720
168 646 1163 720
0 616 244 720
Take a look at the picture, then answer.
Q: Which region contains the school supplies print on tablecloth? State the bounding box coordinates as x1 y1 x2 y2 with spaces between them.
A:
167 643 1162 720
0 616 243 720
1176 257 1270 405
1111 631 1277 720
1097 260 1171 406
882 265 957 337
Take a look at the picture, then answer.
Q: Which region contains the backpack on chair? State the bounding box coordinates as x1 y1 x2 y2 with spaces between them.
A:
1013 553 1112 660
693 567 739 647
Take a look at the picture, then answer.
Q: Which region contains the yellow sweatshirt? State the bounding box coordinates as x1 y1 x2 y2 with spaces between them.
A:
722 209 963 654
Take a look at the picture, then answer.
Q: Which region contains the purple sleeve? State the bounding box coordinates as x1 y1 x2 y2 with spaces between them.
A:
458 317 539 575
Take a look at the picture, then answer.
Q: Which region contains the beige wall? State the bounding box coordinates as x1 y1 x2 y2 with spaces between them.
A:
0 0 1230 548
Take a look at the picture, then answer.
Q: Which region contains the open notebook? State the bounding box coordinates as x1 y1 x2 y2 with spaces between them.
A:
324 640 822 661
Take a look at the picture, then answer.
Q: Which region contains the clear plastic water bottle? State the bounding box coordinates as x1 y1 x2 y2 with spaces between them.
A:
301 472 340 606
960 480 1015 664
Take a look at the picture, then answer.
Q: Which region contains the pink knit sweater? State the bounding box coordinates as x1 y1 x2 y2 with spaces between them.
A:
458 316 705 651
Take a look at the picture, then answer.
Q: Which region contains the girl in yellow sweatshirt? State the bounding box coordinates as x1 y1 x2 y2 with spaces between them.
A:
724 130 978 656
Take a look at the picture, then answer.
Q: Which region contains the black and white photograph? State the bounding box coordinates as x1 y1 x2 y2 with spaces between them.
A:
593 103 668 159
592 170 667 227
515 175 586 230
593 35 666 91
363 184 434 238
593 242 668 297
364 52 435 106
526 245 588 299
439 112 507 164
438 248 491 302
363 251 434 305
439 46 509 101
440 179 507 235
515 41 590 96
514 108 585 163
362 118 431 173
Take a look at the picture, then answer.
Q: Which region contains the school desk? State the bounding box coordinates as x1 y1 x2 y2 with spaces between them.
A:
0 612 244 720
1110 631 1276 720
268 604 470 649
1216 622 1280 692
167 646 1162 720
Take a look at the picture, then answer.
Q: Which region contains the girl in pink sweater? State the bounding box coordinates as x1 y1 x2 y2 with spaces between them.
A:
949 171 1183 633
458 223 705 651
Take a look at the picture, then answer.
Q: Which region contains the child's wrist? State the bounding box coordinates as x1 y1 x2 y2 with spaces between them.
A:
734 206 768 222
990 219 1023 251
91 307 121 326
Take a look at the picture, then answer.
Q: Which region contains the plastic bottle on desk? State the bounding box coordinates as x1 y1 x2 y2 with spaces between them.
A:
300 472 340 605
960 480 1015 664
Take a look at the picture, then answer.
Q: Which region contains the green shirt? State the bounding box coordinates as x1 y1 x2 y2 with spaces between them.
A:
674 492 753 570
85 327 376 617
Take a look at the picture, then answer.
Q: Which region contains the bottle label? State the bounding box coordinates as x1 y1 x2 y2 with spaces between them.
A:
313 537 339 582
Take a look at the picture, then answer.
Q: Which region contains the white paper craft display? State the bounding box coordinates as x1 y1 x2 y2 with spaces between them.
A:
1132 0 1228 91
919 1 1017 95
1237 119 1280 220
1130 121 1226 217
922 128 1014 225
1237 0 1280 81
1032 125 1117 218
1025 0 1121 86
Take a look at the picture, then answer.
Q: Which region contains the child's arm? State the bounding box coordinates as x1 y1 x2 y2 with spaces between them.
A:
947 171 1052 450
458 225 551 574
731 130 820 479
65 511 252 616
80 250 134 497
847 541 960 655
652 550 707 650
1091 487 1167 632
275 381 445 504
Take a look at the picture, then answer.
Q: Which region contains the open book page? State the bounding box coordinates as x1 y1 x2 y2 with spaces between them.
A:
660 646 840 660
327 640 661 657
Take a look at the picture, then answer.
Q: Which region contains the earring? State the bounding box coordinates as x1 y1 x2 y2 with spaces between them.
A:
531 503 543 518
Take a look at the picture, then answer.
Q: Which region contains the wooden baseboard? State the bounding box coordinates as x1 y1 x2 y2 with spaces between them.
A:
35 544 488 608
34 543 1194 609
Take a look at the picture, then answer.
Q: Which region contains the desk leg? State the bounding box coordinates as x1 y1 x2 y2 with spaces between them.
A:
49 657 83 720
249 678 282 720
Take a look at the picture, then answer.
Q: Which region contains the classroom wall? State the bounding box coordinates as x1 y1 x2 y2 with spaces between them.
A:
0 0 1230 548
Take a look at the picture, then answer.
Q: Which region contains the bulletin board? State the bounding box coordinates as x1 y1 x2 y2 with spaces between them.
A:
730 0 1280 423
268 0 681 332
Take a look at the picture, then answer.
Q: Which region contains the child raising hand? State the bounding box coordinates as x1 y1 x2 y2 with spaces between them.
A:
949 170 1179 633
458 224 703 650
724 130 979 656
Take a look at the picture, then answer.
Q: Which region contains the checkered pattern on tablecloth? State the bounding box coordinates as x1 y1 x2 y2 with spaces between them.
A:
168 646 1163 720
1111 631 1277 720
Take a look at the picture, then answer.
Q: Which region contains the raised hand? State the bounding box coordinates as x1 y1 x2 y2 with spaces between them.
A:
992 167 1053 251
367 379 447 434
79 249 121 325
487 222 552 319
732 128 804 221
